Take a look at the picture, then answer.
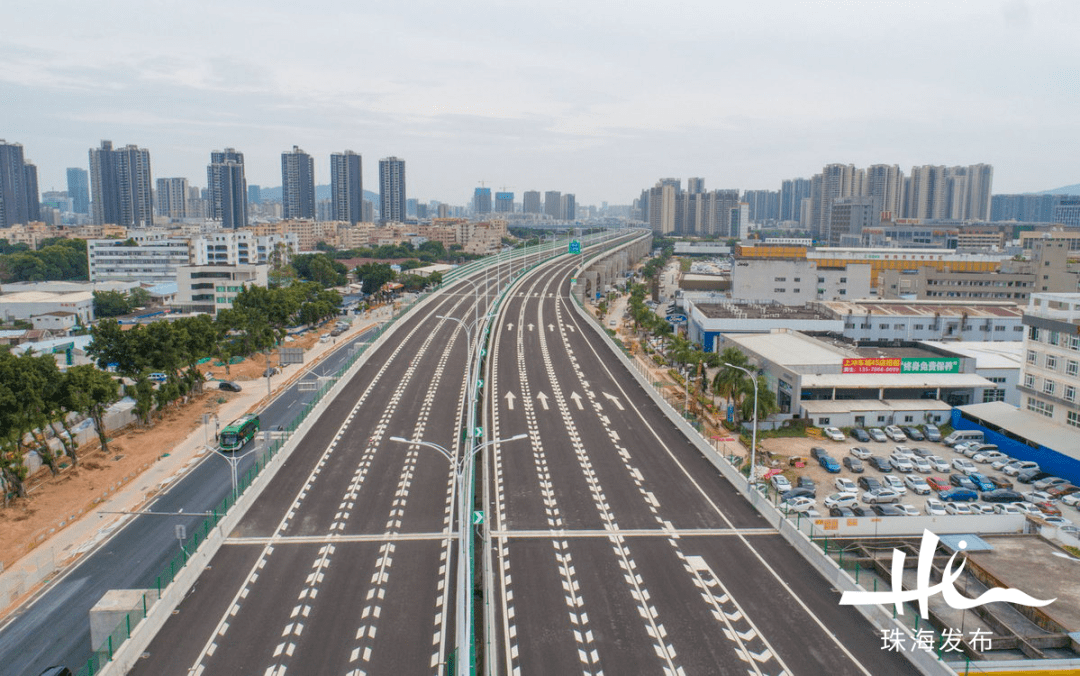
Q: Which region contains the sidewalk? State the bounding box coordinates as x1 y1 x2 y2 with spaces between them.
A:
0 313 383 618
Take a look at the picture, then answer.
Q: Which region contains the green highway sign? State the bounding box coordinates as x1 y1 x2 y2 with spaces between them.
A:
473 511 484 525
569 240 581 254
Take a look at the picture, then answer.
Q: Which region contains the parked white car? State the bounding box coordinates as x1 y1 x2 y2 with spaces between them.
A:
911 457 932 474
1003 461 1039 477
882 475 907 495
868 428 888 443
952 458 978 475
889 453 914 473
969 503 995 515
945 503 973 515
834 477 858 493
823 426 846 442
771 475 792 493
824 492 859 509
993 504 1022 515
926 455 951 473
904 475 932 495
849 446 872 460
1014 502 1042 515
780 497 816 514
895 504 920 517
884 425 907 442
924 499 947 516
979 451 1009 465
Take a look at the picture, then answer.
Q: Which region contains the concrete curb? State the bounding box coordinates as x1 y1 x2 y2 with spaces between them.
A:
96 292 441 675
568 256 957 676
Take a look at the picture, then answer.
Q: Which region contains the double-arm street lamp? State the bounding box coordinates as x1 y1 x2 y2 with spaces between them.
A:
723 362 759 490
389 433 527 676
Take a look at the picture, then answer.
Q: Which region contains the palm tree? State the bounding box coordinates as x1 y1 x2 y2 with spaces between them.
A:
712 347 749 412
739 376 778 423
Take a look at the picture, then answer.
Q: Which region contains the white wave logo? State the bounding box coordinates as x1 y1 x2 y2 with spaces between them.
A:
840 530 1055 618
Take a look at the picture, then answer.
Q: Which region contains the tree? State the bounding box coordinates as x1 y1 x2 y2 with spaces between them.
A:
128 286 152 307
63 365 120 461
93 290 134 318
739 376 778 423
712 347 750 411
355 262 395 296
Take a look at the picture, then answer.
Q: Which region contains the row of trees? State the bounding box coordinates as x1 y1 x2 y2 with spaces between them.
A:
0 351 119 500
0 238 88 283
93 287 154 318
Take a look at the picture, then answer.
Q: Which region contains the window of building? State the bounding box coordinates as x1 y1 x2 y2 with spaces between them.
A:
995 325 1005 331
878 415 886 422
1066 385 1077 402
988 376 1006 384
1027 350 1037 364
817 417 830 425
774 288 786 293
1049 331 1060 346
818 277 825 283
793 288 800 293
1029 326 1040 341
1014 326 1023 332
1069 411 1080 429
838 289 846 295
840 277 847 283
1071 335 1080 351
982 389 1005 403
1044 379 1056 395
774 277 786 282
1046 354 1057 370
880 324 889 330
903 415 914 422
1027 397 1054 417
1024 374 1035 388
1068 360 1079 377
793 277 800 282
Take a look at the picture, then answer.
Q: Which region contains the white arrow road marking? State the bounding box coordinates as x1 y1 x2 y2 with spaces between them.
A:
566 325 575 333
548 324 555 332
507 323 514 332
505 391 516 410
536 392 550 410
602 392 625 411
569 392 584 410
528 323 535 332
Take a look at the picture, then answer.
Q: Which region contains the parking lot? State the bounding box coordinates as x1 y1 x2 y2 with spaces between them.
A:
754 427 1080 529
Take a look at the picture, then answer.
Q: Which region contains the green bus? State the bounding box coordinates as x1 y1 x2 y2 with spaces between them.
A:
219 414 260 452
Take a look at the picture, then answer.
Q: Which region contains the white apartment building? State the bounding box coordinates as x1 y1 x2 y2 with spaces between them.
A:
1019 293 1080 428
818 300 1026 343
88 232 191 283
172 264 269 316
189 231 299 266
730 259 872 303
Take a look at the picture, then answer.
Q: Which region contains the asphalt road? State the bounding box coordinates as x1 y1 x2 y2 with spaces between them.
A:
0 324 381 676
482 250 917 675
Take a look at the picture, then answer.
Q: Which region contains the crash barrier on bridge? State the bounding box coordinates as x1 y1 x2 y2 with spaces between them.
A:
568 285 958 676
81 289 444 676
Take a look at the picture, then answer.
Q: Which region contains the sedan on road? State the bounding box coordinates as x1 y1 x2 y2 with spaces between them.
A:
868 428 888 443
849 446 872 460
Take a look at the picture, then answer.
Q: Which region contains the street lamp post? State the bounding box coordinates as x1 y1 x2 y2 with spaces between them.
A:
389 433 526 676
724 362 758 490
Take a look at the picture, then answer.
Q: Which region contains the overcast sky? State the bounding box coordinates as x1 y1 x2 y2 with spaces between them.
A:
3 0 1078 206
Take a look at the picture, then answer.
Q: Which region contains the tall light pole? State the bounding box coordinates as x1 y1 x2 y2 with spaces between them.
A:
724 362 758 489
389 433 527 676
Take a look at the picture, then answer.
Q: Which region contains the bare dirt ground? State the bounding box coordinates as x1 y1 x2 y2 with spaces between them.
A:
0 326 327 571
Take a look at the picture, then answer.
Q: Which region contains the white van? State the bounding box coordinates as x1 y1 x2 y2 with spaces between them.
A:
943 430 984 446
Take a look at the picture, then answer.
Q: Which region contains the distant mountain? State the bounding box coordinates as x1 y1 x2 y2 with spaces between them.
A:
259 186 380 208
1037 184 1080 195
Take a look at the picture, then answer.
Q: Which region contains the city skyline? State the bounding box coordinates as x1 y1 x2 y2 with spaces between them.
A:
2 1 1077 205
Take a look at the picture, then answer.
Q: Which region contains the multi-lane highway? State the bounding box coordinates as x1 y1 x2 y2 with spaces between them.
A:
0 324 381 676
10 231 930 675
482 247 915 674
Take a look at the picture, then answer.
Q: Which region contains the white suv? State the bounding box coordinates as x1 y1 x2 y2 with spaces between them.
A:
884 425 907 442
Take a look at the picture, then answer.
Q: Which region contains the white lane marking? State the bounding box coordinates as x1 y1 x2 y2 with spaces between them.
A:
569 392 584 410
536 391 550 410
505 391 516 410
602 393 624 411
558 280 873 676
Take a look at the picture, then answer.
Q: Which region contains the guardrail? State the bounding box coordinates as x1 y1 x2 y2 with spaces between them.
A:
568 237 958 676
78 290 438 676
